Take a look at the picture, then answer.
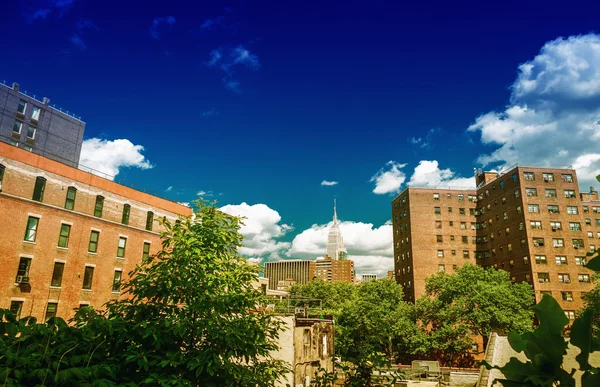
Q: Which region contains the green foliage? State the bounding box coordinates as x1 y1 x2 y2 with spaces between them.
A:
288 280 356 316
312 355 403 387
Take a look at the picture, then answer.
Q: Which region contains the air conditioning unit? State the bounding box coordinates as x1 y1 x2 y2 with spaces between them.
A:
544 178 550 182
552 227 557 232
15 276 29 284
567 297 573 302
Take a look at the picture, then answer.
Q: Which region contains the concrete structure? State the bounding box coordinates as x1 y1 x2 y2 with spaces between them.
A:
362 274 377 282
276 278 297 291
0 142 192 321
272 314 334 387
326 199 347 260
314 255 355 283
0 82 85 168
264 260 316 290
392 165 596 315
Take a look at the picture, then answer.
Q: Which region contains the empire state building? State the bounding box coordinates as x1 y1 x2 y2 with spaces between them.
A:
326 200 347 260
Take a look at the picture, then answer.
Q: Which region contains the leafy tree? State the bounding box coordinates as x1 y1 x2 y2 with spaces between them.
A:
288 280 356 316
580 273 600 333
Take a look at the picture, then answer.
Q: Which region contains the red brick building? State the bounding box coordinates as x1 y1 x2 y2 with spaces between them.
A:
392 166 597 319
0 142 191 322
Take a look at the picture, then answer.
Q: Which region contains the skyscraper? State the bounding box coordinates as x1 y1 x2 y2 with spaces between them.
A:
326 199 347 260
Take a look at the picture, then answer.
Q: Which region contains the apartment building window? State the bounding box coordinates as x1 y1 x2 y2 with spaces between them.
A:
567 206 578 215
572 239 584 249
523 256 529 264
545 189 557 198
524 172 535 181
31 106 41 121
462 236 468 244
502 212 508 220
561 292 573 302
565 311 576 320
117 237 127 258
507 243 513 251
463 250 469 259
548 205 559 214
516 205 522 214
525 188 537 197
585 218 591 225
535 255 547 264
142 242 151 263
32 177 46 202
45 303 58 322
584 206 590 213
558 273 570 283
543 173 554 182
16 257 32 282
562 174 573 183
435 221 442 229
594 207 600 214
553 238 564 248
505 227 510 235
112 270 122 292
13 119 23 134
436 235 443 242
514 189 520 198
550 221 562 231
591 244 596 252
434 207 441 214
433 193 439 200
9 301 23 319
502 197 506 204
575 257 587 266
530 221 542 229
597 219 600 226
500 182 505 189
459 208 466 215
450 235 455 241
437 250 444 257
512 173 518 182
50 262 65 287
438 264 445 273
448 207 452 213
460 222 466 230
64 187 77 210
145 211 154 231
458 194 464 201
538 273 550 282
447 193 452 198
17 99 27 114
58 224 71 248
83 266 94 290
564 189 576 198
470 208 475 216
579 274 591 283
555 256 567 265
0 164 4 192
569 222 581 231
24 216 39 242
94 196 104 217
88 231 99 253
27 126 36 139
521 238 527 247
533 238 545 247
588 232 594 239
528 204 539 213
121 204 130 224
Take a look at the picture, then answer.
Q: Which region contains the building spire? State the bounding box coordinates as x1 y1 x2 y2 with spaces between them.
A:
333 198 338 225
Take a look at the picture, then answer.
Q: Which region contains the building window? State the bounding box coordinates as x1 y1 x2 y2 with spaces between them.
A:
579 274 590 283
31 106 41 121
530 221 542 229
500 181 505 189
121 204 131 225
564 189 576 198
27 125 36 139
83 266 94 290
535 255 547 264
553 238 564 248
24 216 39 242
516 205 522 214
0 164 4 192
12 119 23 134
117 237 127 258
562 174 573 183
460 222 466 230
58 224 71 248
567 206 578 215
64 187 77 210
142 242 151 262
450 235 455 241
463 250 469 259
558 273 570 283
525 188 537 197
543 173 554 182
435 221 442 229
523 256 529 264
16 257 32 282
112 270 122 292
50 262 65 287
459 208 466 215
9 301 23 319
88 231 99 253
145 211 154 231
524 172 535 181
533 238 545 247
436 235 443 243
561 292 573 302
448 207 453 213
10 140 18 147
458 194 464 201
438 264 445 272
32 177 46 202
545 189 557 198
462 236 468 244
564 311 576 320
433 193 439 200
585 218 591 225
569 222 581 231
575 257 587 266
538 273 550 282
45 303 58 322
17 99 27 114
434 207 441 214
528 204 539 213
548 205 559 214
572 239 584 249
584 206 590 213
550 221 562 231
94 196 104 217
514 189 519 197
555 256 567 265
505 227 510 235
23 145 32 152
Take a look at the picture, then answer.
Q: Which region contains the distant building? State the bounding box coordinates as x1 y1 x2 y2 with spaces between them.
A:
0 82 86 168
276 278 297 291
387 270 395 280
326 199 347 260
314 255 355 283
264 260 315 290
362 274 377 282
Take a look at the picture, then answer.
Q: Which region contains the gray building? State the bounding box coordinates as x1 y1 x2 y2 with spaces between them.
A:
0 82 85 167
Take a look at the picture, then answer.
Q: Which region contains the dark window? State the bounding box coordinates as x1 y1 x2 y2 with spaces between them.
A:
27 125 36 139
112 270 122 292
142 242 151 262
88 231 99 253
122 204 131 225
32 177 46 202
24 216 39 242
16 257 31 280
145 211 154 231
50 262 65 287
58 224 71 248
94 196 104 217
12 120 22 134
45 303 58 321
9 301 23 319
17 99 27 114
0 164 5 192
117 237 127 258
83 266 94 290
65 187 77 210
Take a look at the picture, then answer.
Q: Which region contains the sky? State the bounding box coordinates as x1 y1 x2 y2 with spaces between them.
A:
3 0 600 277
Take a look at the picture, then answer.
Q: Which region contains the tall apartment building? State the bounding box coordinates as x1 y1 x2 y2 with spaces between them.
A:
314 255 355 283
392 166 597 318
0 142 191 322
264 260 316 290
0 82 85 168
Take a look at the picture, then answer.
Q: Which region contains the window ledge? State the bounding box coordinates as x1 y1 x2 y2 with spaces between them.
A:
87 252 97 255
22 241 36 245
56 247 69 251
111 291 120 295
49 286 62 289
116 257 125 260
82 289 92 292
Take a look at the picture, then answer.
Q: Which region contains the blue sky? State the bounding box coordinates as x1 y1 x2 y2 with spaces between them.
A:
3 0 600 276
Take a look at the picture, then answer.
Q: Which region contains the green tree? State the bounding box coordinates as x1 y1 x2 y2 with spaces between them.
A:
581 273 600 333
288 280 356 316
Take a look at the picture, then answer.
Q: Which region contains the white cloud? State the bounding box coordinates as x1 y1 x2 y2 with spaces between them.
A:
289 220 393 277
79 138 152 179
178 202 190 207
220 203 292 260
467 33 600 188
230 46 260 69
197 190 214 197
370 161 407 194
407 160 475 189
320 180 338 186
166 186 173 192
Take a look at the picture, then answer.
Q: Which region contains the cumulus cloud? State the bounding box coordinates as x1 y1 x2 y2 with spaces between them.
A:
321 180 338 186
220 203 292 260
407 160 475 188
289 220 393 277
79 138 153 179
370 161 407 194
149 16 176 40
467 33 600 188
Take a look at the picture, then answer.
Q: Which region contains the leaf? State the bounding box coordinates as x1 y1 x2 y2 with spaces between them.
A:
585 257 600 271
570 310 600 371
